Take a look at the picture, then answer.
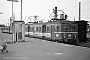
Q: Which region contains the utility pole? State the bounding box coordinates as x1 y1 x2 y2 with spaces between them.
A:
79 2 81 21
21 0 22 21
12 1 13 22
7 0 18 26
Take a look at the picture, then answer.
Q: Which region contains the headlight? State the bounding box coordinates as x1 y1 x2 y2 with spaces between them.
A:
68 34 71 37
56 34 59 37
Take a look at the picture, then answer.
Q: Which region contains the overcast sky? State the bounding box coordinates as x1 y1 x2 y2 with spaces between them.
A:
0 0 90 25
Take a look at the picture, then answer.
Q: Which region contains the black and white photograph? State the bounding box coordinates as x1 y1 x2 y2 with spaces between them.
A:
0 0 90 60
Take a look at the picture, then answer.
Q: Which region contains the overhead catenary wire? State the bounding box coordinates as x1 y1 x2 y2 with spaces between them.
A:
62 1 90 10
62 2 90 16
66 8 90 14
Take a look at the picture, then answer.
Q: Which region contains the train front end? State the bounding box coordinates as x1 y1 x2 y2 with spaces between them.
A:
61 22 78 43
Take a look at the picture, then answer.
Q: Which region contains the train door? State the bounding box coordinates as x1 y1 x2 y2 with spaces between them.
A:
51 25 53 40
42 25 46 39
51 25 55 41
42 25 46 33
16 33 17 41
28 26 30 36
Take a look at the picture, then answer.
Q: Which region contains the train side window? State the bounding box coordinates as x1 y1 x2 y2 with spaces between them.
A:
43 25 46 32
34 27 36 31
32 27 34 31
39 27 42 31
56 26 59 32
38 27 40 31
47 26 50 32
38 27 39 31
38 27 40 32
28 26 30 32
36 27 38 31
30 26 32 31
25 26 27 31
52 25 55 31
30 27 31 31
29 27 31 31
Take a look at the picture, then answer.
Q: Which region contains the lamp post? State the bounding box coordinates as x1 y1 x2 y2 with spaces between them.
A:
7 0 18 23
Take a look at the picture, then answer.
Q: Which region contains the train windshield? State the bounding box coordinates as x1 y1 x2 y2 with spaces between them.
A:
63 27 69 32
70 27 76 31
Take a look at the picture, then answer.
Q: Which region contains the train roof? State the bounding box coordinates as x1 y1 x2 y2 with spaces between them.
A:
25 22 45 26
25 20 78 26
74 20 88 25
44 20 76 24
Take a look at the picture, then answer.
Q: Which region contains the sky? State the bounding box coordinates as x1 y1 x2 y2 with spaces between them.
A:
0 0 90 25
